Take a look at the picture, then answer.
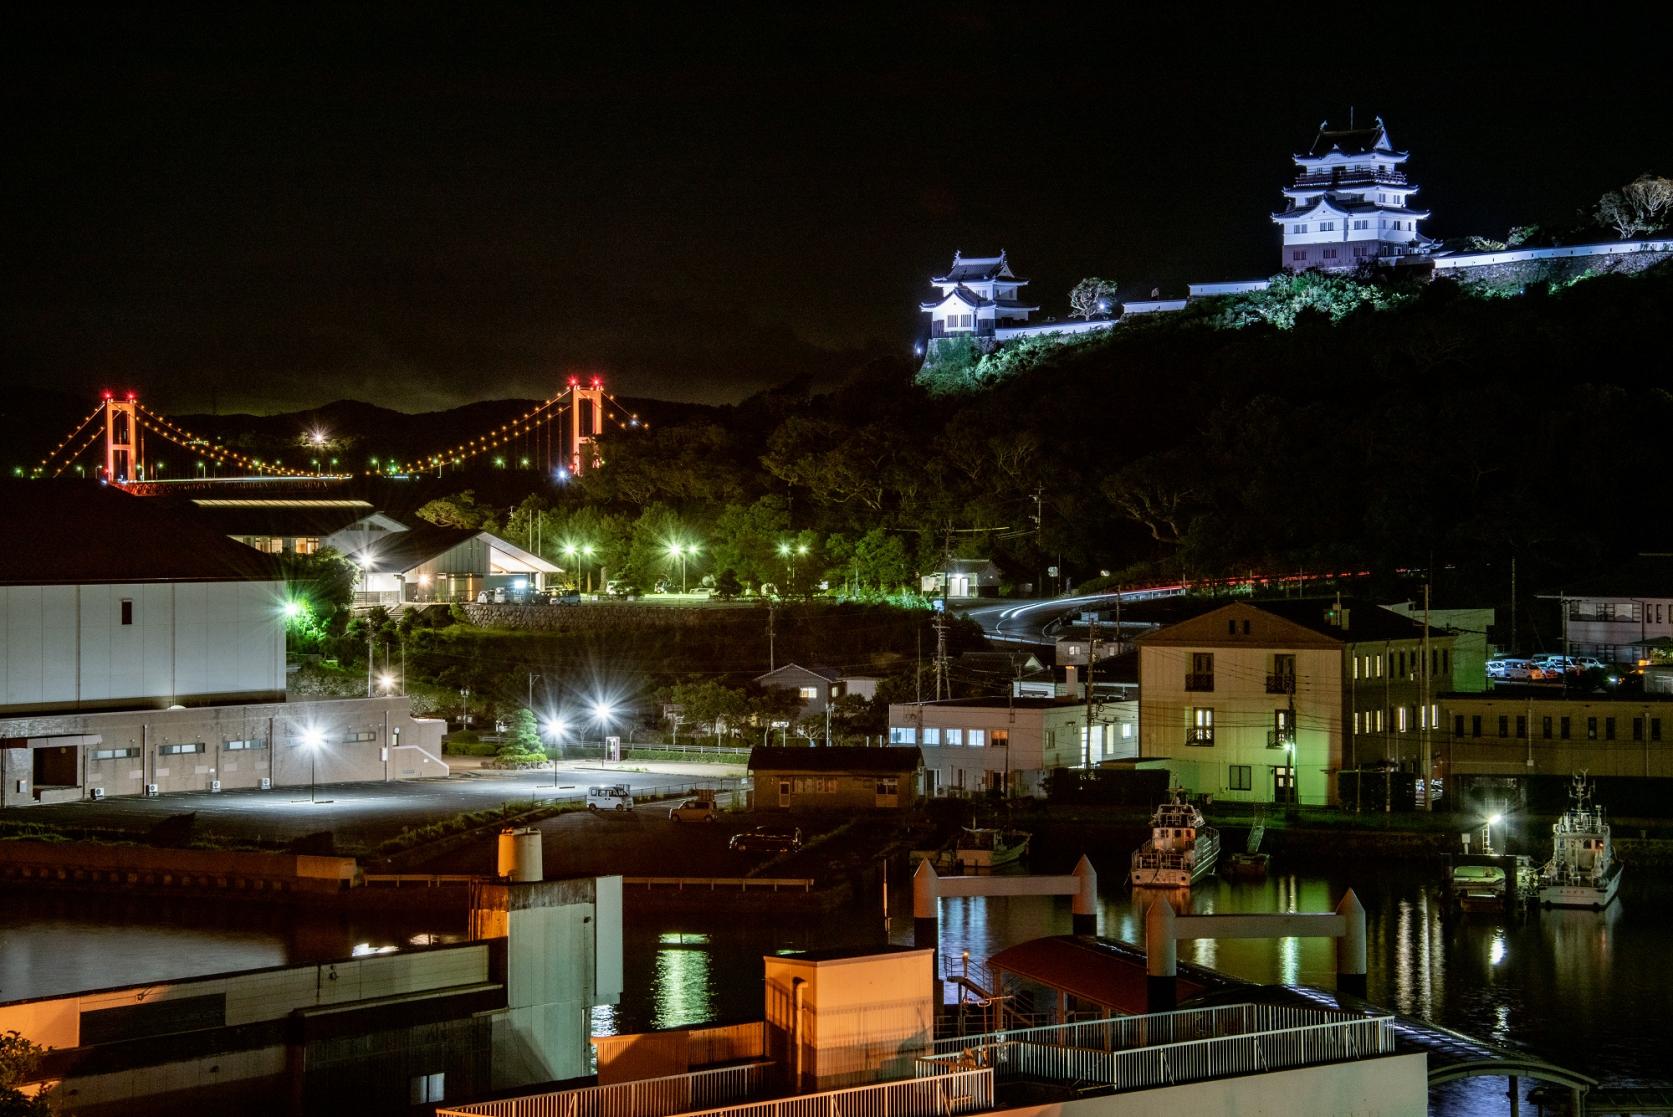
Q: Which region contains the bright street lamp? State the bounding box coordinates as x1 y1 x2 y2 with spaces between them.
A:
543 717 567 785
301 727 325 804
666 542 697 593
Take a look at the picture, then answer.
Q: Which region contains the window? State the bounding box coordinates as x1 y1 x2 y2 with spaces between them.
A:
1353 219 1370 230
875 777 899 797
1452 714 1463 737
922 727 941 746
1320 221 1335 231
1294 224 1309 234
159 742 205 755
1322 247 1338 260
1471 715 1482 738
1633 717 1644 742
1398 706 1409 732
343 731 377 743
1292 250 1307 262
1605 718 1616 741
1442 650 1450 674
990 730 1008 748
90 747 140 760
1516 715 1527 739
1397 651 1406 676
224 739 266 751
1187 653 1214 691
120 599 133 625
797 686 817 701
967 729 985 747
888 726 916 745
1229 765 1252 791
1188 707 1215 746
1653 719 1663 742
1561 716 1571 740
1543 716 1553 739
410 1073 446 1105
1587 717 1598 741
1498 715 1509 738
945 728 963 747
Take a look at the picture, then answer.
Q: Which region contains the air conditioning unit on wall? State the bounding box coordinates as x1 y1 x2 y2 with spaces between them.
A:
89 787 105 801
259 777 273 791
210 780 222 793
145 783 159 797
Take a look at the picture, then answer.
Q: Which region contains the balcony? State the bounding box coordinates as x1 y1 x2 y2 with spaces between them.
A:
1268 728 1296 750
1291 169 1408 188
1186 728 1215 747
1266 674 1296 695
1184 673 1215 692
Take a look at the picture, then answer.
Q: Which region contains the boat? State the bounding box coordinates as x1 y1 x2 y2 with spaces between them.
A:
912 827 1031 873
1539 774 1622 909
1448 856 1538 914
1129 788 1220 888
1225 814 1270 880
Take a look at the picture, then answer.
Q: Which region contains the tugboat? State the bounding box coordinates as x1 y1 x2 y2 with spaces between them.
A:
1129 788 1220 888
1539 773 1622 910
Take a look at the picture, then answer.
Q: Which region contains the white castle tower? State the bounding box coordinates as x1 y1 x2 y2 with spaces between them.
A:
1272 116 1432 272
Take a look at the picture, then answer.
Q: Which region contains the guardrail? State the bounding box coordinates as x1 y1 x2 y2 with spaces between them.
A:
363 873 479 887
921 1006 1392 1093
681 1069 992 1117
438 1061 770 1117
623 877 813 892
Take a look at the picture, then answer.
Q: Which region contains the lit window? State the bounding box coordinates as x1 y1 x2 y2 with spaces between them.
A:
967 730 985 747
225 739 266 751
922 727 941 746
159 742 205 755
888 726 916 745
797 686 817 701
945 728 963 747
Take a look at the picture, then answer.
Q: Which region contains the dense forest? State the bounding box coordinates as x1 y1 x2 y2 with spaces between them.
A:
404 262 1673 608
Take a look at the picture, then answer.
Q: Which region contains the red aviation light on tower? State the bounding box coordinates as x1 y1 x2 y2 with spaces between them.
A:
125 391 136 401
102 390 113 400
567 376 580 387
590 375 603 387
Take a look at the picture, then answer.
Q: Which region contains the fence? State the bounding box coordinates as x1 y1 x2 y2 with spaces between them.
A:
623 877 813 893
437 1062 770 1117
679 1069 992 1117
920 1005 1392 1093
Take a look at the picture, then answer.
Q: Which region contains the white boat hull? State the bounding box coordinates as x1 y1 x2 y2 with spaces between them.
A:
1539 866 1621 909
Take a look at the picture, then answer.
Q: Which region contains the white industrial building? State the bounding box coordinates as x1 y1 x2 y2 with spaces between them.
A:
0 483 443 807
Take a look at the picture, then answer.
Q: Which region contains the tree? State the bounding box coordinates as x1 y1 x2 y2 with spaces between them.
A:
415 489 498 531
497 709 547 765
711 568 743 600
0 1030 52 1116
1067 277 1119 320
1623 174 1673 231
1595 190 1642 238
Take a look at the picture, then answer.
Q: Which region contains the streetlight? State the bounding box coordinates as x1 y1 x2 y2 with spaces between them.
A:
1484 812 1503 854
667 542 697 593
593 700 616 760
377 672 396 695
301 727 325 804
778 541 808 593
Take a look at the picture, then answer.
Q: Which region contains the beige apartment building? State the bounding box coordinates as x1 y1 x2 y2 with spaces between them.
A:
1137 600 1476 806
886 697 1108 797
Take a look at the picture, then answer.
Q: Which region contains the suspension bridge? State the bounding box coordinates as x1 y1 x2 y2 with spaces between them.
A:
24 377 646 491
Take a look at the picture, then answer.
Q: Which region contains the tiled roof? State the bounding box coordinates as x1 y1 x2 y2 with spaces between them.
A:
747 746 923 773
1304 119 1399 158
0 481 284 585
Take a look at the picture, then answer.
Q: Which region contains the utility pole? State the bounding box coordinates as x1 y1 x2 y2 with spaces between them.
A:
366 630 375 698
1510 556 1517 655
1421 583 1433 812
933 610 949 701
768 602 777 671
1083 612 1100 769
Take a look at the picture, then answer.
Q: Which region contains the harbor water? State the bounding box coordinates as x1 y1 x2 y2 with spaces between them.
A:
3 864 1668 1114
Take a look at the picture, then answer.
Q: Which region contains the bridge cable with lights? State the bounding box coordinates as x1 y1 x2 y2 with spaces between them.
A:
398 375 645 478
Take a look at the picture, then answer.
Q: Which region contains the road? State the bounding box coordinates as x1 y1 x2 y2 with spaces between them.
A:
962 585 1187 647
2 762 747 850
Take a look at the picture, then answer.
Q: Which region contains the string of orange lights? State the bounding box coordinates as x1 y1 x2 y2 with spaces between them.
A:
34 403 106 472
49 428 105 479
400 387 572 473
135 405 310 477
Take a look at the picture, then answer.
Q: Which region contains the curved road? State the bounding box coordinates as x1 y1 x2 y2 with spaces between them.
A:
962 586 1186 647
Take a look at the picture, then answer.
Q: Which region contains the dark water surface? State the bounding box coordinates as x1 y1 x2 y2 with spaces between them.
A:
3 865 1667 1114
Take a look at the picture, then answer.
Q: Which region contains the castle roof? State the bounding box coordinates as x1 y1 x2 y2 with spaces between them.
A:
1299 117 1403 160
933 250 1026 285
1271 195 1431 223
920 286 1041 312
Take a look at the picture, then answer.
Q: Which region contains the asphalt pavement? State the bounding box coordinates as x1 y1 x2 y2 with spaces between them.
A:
0 761 747 851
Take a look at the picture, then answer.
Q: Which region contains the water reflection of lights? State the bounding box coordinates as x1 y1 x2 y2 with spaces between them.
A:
1279 935 1300 985
1492 1002 1512 1044
350 942 398 957
653 940 712 1030
659 932 711 946
1489 928 1507 967
1394 899 1415 1014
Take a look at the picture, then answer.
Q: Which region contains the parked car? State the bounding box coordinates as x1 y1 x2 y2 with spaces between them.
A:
1485 659 1511 679
552 589 582 605
1496 658 1536 680
668 798 720 823
586 785 635 812
728 826 802 853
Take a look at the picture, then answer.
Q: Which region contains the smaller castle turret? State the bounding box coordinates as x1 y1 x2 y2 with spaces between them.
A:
919 250 1041 339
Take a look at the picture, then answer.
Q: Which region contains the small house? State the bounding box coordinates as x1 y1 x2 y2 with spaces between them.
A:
747 746 924 811
753 664 842 717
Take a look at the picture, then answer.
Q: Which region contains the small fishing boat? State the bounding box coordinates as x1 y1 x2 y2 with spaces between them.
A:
1225 813 1270 880
912 827 1031 873
1539 774 1622 909
1129 788 1220 888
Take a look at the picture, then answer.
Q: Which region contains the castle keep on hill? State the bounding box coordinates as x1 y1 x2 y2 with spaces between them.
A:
1272 116 1431 272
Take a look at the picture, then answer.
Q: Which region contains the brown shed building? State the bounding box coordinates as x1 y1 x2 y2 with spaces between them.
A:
747 746 924 811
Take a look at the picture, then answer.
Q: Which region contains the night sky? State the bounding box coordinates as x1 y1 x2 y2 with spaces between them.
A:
4 7 1670 413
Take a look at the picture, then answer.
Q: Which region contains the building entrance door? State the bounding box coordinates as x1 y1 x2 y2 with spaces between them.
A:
778 780 791 807
1272 766 1296 804
32 745 78 789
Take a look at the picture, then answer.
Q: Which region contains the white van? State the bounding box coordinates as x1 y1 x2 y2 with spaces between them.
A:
586 785 634 812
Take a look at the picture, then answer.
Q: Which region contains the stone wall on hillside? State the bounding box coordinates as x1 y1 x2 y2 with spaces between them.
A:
462 601 765 632
1442 246 1673 293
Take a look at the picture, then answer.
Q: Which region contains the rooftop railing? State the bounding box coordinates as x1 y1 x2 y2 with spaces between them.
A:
437 1061 771 1117
921 1005 1393 1093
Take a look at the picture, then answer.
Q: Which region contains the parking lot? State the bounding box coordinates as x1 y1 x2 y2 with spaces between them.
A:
0 762 747 852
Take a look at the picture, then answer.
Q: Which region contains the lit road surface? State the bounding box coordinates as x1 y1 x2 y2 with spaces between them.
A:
963 585 1187 647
